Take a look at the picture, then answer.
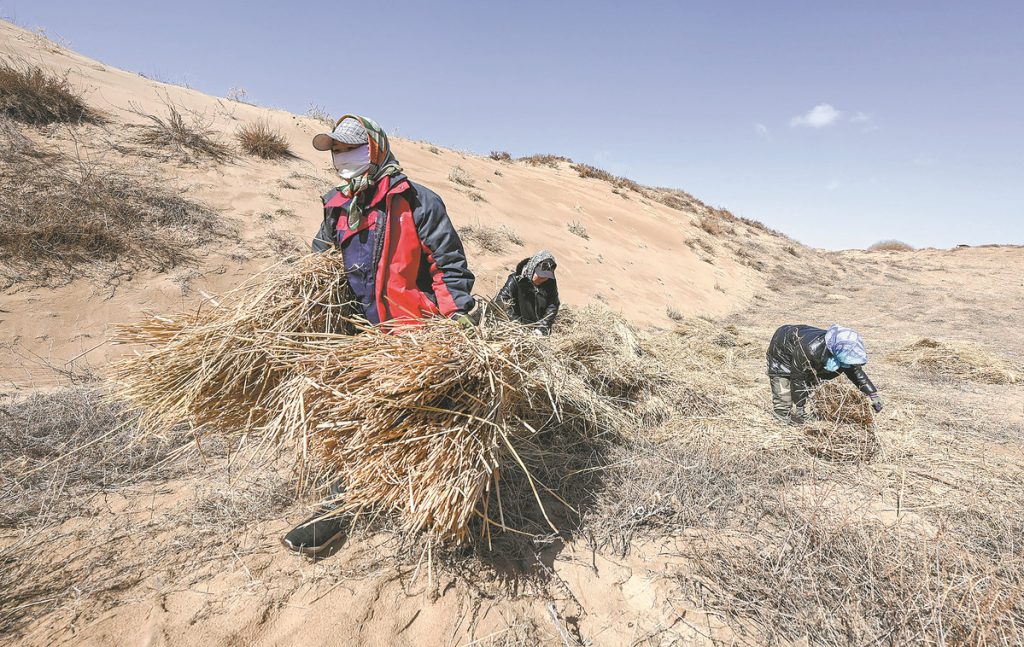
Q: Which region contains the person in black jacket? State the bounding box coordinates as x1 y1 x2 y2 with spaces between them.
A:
766 324 883 424
495 250 560 335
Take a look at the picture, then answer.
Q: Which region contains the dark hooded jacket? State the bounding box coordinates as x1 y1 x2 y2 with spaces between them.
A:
766 324 877 409
496 257 560 334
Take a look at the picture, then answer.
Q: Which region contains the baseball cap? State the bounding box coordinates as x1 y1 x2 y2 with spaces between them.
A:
312 116 368 151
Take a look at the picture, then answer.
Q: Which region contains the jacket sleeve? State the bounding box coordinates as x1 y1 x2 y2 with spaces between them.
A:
312 195 341 252
842 366 877 396
412 185 476 315
537 290 560 335
496 274 517 311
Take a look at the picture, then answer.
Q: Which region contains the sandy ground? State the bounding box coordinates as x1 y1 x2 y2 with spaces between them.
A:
3 20 1023 647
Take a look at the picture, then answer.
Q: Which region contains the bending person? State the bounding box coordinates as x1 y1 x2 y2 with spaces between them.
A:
495 251 560 335
766 324 883 424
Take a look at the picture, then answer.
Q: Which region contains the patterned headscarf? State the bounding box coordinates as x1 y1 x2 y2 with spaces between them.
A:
824 324 868 369
334 114 403 229
521 250 557 280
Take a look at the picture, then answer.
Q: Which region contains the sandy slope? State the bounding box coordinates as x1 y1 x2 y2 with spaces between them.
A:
1 19 798 390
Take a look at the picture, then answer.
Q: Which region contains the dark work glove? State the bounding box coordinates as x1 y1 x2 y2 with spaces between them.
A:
869 394 883 413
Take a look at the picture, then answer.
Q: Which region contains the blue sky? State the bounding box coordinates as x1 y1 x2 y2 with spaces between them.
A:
3 1 1022 249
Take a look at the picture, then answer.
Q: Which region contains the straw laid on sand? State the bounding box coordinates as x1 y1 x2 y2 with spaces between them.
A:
109 253 654 541
887 338 1018 385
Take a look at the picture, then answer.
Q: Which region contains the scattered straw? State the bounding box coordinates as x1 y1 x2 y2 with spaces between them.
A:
888 338 1018 385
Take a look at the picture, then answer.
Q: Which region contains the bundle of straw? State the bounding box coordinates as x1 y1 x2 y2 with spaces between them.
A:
887 338 1018 385
805 381 878 462
110 254 652 542
808 381 875 427
110 252 358 434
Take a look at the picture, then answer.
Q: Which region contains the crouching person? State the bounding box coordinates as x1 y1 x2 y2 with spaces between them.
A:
284 114 475 557
495 251 560 336
766 324 883 424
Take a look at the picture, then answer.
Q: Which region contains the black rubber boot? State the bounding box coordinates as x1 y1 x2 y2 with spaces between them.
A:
281 480 348 557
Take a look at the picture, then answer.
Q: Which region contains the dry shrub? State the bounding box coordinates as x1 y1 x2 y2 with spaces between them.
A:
518 153 571 168
489 150 512 162
0 133 224 286
131 99 231 163
448 165 475 187
869 239 914 252
236 118 292 159
698 214 724 236
888 338 1018 385
571 162 615 182
567 220 589 239
460 222 524 254
666 306 683 321
0 57 93 125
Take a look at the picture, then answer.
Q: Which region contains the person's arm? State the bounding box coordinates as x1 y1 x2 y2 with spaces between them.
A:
496 274 517 310
412 187 476 316
843 366 883 411
536 291 560 335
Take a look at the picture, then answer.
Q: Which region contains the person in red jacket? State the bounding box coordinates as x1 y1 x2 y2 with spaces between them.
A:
285 115 476 556
311 114 475 326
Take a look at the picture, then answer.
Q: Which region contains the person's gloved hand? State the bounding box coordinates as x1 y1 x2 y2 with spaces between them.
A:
456 314 474 329
869 393 883 413
532 329 544 337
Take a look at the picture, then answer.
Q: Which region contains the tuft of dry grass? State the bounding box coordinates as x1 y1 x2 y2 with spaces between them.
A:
869 239 914 252
460 222 524 254
0 57 93 125
448 165 475 187
489 150 512 162
130 99 231 164
567 220 589 239
698 214 724 236
0 132 226 286
888 338 1018 384
236 118 293 159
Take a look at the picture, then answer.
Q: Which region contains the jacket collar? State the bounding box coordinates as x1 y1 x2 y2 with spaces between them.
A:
322 174 410 210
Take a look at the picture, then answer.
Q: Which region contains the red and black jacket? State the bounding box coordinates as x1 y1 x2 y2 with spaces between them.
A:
312 175 475 325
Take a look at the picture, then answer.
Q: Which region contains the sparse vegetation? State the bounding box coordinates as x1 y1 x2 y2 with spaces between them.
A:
130 99 231 164
567 220 590 239
666 306 683 321
236 118 292 159
869 239 914 252
0 129 226 286
448 165 475 187
305 103 333 126
698 214 724 236
518 153 571 168
489 150 512 161
460 223 524 254
0 57 94 125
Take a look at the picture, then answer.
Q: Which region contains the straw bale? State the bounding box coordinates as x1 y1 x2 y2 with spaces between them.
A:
887 338 1018 385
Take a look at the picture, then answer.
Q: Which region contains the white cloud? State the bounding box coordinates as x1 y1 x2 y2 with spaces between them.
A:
754 123 771 140
789 103 843 128
850 111 870 123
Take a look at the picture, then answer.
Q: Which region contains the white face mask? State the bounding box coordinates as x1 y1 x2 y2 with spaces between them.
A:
332 145 371 179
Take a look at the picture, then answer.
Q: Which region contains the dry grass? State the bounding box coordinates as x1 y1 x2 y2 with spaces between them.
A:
869 239 914 252
698 214 724 236
0 127 225 287
517 154 571 168
109 261 677 543
459 223 524 254
236 118 293 159
0 57 93 125
567 220 589 239
129 99 231 164
448 165 475 187
489 150 512 162
888 338 1018 384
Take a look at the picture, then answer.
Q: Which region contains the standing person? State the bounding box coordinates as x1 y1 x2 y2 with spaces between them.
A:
766 324 883 424
310 114 475 326
495 250 560 335
285 115 475 557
